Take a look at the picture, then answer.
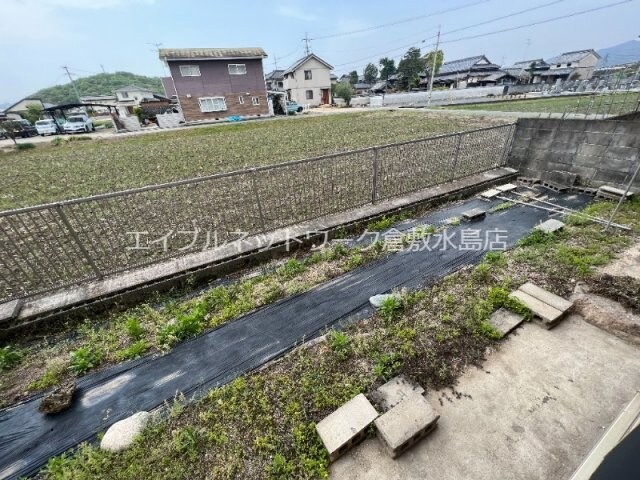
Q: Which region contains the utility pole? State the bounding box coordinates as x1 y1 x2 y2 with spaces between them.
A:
62 66 81 103
426 25 441 106
302 33 311 55
100 64 106 74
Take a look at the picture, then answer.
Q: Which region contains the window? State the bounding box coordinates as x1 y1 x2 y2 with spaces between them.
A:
567 62 572 67
238 96 245 104
306 90 314 100
121 91 129 99
180 65 201 77
304 70 312 80
251 96 260 106
228 64 247 75
198 97 227 112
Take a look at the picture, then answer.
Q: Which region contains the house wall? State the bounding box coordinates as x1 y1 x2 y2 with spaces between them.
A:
168 58 269 120
283 58 331 106
507 118 640 190
115 90 154 103
7 99 44 114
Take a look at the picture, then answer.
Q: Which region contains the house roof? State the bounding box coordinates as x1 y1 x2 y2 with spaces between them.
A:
483 71 516 82
541 67 576 76
438 55 496 75
159 47 267 61
3 97 44 113
330 73 338 80
510 59 548 68
284 53 334 74
548 49 600 64
115 85 153 93
265 69 284 81
353 83 371 89
371 81 388 91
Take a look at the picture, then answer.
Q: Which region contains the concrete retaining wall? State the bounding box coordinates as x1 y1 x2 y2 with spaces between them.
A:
507 118 640 190
376 87 506 108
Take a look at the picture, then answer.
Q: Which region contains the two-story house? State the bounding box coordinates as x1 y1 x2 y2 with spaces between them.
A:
282 54 333 107
158 47 270 122
540 49 601 83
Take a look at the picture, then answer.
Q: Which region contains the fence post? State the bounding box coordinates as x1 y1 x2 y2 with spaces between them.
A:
250 170 267 232
449 133 462 181
371 147 379 204
55 204 103 278
499 124 516 167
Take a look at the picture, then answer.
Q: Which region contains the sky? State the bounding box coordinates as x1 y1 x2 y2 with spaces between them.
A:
0 0 639 104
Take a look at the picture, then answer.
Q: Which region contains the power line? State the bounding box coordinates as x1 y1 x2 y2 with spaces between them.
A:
310 0 488 40
333 0 634 71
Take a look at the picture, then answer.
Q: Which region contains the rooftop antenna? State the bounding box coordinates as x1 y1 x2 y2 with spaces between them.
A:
303 33 311 55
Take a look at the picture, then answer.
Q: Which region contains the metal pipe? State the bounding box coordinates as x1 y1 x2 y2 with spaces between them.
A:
603 159 640 231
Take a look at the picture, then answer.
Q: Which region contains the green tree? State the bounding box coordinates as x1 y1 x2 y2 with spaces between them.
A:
23 104 43 124
379 57 396 80
423 49 444 79
348 71 359 85
364 63 378 84
334 82 355 106
397 47 426 90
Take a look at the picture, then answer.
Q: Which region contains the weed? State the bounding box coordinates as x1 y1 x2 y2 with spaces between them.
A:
116 340 150 361
367 214 402 231
473 263 492 282
327 330 351 360
50 137 64 146
158 304 206 346
28 360 68 391
277 259 306 279
69 347 103 375
490 202 512 213
517 229 554 247
125 317 145 340
373 352 403 381
0 345 23 372
345 253 364 269
447 216 461 226
378 295 403 324
484 251 506 266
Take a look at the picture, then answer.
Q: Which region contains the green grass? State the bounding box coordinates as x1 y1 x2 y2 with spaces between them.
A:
446 92 640 115
36 198 640 480
0 111 501 211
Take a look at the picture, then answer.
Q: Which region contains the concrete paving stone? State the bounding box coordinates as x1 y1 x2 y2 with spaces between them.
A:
372 375 425 412
519 282 573 312
316 394 379 462
462 208 487 222
496 183 517 192
481 188 501 199
535 219 565 234
488 308 525 338
510 290 564 329
597 185 634 199
374 392 439 459
0 299 23 325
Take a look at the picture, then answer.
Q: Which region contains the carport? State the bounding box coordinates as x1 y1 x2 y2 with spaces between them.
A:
42 102 122 132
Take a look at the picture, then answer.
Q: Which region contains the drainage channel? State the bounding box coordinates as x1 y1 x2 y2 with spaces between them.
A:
0 189 591 479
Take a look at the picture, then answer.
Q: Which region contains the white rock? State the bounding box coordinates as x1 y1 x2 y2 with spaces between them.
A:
369 293 401 308
100 411 150 452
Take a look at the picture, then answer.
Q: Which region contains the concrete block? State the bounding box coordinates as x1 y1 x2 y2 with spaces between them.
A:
462 208 486 222
481 188 501 199
488 308 525 338
372 375 425 411
316 393 378 461
543 170 577 187
509 290 565 329
374 392 439 458
0 299 23 325
596 185 634 201
519 282 573 312
535 219 565 234
496 183 517 192
577 144 607 158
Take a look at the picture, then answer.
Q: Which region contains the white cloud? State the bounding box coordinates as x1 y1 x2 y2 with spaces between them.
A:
276 4 316 21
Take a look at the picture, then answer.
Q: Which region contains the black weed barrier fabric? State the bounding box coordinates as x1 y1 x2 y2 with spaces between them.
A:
0 192 590 479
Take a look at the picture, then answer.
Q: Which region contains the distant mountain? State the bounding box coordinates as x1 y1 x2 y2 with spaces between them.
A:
597 40 640 67
30 72 164 106
0 102 10 112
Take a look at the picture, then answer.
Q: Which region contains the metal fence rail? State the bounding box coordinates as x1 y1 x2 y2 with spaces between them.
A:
0 123 515 303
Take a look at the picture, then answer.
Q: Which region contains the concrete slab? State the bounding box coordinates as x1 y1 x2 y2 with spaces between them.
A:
0 299 23 325
374 392 439 458
519 282 573 312
598 185 634 199
331 316 640 480
488 307 525 337
535 219 565 234
481 188 501 199
600 242 640 280
316 394 378 462
496 183 518 192
371 375 425 411
461 208 486 222
510 290 565 328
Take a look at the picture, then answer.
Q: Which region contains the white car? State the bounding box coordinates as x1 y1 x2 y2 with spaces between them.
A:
64 115 94 133
35 119 60 136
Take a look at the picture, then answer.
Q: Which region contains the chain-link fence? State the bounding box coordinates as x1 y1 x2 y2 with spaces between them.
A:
0 124 515 303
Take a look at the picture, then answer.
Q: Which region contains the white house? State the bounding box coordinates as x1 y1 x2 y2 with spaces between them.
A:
540 49 601 83
283 54 333 107
114 85 156 105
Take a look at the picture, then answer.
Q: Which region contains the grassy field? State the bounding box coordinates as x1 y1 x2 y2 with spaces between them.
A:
0 111 503 211
446 91 640 115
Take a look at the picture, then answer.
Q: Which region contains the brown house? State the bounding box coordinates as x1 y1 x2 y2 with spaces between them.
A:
158 47 270 122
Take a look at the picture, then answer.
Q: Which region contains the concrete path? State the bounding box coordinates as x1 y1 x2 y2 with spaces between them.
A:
331 315 640 480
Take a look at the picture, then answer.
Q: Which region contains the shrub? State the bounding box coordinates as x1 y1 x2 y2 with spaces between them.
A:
50 137 63 146
69 347 103 374
16 142 35 150
0 345 23 372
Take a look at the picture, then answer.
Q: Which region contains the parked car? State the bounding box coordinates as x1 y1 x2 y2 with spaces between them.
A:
64 114 94 133
1 119 38 138
286 101 304 114
35 119 63 136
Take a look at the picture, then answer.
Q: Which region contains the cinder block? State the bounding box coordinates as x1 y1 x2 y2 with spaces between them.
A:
372 375 425 411
374 393 439 458
488 308 525 337
316 393 378 462
535 219 565 234
462 208 487 222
